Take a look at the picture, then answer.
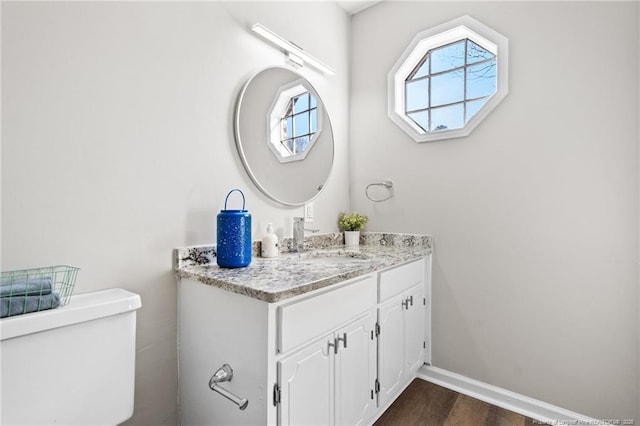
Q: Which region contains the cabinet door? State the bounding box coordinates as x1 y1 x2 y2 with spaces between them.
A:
278 335 334 426
377 294 405 408
404 283 425 375
334 312 377 426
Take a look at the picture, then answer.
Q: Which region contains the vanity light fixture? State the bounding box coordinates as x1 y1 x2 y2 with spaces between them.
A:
251 23 336 76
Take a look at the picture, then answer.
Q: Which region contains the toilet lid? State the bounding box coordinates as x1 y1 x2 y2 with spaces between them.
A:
0 288 141 340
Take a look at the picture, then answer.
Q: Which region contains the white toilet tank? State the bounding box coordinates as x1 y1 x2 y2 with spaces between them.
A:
0 288 142 426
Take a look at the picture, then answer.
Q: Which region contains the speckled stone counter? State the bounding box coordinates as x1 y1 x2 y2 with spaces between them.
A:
173 232 431 303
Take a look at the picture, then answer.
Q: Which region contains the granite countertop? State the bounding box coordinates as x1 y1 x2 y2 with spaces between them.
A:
173 232 432 303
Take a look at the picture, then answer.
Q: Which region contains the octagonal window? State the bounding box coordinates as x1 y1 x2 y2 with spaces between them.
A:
268 79 323 163
388 16 508 142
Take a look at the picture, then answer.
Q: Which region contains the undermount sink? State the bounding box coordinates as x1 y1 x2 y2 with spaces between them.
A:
295 252 371 265
300 256 365 265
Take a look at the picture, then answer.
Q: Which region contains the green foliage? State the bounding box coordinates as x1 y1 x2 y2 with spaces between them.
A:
338 212 369 232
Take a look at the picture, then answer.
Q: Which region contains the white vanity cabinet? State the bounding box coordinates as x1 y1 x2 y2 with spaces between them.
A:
277 332 332 426
276 274 378 426
177 255 431 426
334 313 378 426
377 259 427 409
278 311 377 426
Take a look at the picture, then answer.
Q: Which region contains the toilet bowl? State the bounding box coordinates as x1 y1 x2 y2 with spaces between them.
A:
1 288 142 425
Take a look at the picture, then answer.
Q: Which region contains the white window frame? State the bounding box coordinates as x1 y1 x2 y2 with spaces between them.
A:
268 79 323 163
388 15 509 143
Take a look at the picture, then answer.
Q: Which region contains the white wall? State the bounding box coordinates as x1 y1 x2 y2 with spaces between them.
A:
1 2 350 424
351 1 639 421
4 1 639 423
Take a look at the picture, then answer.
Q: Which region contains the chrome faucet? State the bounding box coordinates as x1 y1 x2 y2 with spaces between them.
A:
292 217 319 252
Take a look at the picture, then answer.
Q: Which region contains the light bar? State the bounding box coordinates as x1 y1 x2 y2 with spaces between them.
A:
251 23 336 76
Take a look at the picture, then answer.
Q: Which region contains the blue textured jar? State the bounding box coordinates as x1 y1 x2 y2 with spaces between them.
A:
217 189 252 268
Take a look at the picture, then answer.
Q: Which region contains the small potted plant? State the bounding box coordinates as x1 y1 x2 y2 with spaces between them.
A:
338 212 369 247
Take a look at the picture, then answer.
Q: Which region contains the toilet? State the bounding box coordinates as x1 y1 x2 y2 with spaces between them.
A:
0 288 142 425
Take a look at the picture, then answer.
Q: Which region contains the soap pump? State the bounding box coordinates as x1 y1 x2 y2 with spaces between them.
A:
261 223 279 258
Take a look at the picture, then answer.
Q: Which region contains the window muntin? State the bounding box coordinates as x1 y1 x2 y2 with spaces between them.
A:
404 39 496 133
387 16 509 143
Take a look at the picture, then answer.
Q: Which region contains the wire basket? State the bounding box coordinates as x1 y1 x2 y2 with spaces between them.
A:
1 265 79 318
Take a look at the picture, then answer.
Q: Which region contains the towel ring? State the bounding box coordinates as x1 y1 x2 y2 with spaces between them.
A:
365 181 394 202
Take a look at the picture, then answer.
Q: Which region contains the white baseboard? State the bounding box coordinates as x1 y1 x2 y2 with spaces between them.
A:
417 365 598 425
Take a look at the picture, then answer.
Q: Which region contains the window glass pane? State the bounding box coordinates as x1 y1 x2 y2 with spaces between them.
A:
408 111 429 132
430 103 464 131
310 94 317 108
467 40 495 65
293 93 309 114
405 79 429 112
411 57 430 79
294 136 310 153
431 69 464 107
282 117 293 140
283 139 294 154
283 102 293 118
465 98 489 123
466 58 497 99
294 112 309 137
430 41 465 74
310 109 317 133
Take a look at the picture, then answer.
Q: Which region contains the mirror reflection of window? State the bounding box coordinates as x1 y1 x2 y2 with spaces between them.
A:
280 92 318 156
267 80 324 163
404 38 497 133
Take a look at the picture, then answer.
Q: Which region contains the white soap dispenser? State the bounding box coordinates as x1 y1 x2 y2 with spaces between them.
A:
261 223 279 258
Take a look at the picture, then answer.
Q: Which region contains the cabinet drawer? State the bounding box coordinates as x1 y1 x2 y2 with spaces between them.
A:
278 274 377 354
378 259 425 302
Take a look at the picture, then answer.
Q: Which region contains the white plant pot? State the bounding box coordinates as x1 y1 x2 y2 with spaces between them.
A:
344 231 360 247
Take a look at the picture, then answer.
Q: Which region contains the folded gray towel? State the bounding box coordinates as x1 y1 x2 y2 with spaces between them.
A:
0 293 60 318
0 276 53 298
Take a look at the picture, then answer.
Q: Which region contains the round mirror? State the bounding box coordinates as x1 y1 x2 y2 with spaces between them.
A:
234 66 334 206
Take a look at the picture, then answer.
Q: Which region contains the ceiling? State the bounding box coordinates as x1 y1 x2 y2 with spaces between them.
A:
337 1 381 15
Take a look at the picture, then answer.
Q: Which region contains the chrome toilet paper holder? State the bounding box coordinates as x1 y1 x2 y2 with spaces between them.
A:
208 363 249 411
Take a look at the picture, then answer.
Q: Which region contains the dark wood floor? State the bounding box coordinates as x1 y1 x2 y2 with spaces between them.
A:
375 379 538 426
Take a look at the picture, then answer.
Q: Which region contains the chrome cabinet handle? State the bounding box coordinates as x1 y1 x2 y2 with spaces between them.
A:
328 337 338 355
402 296 414 310
337 333 347 349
